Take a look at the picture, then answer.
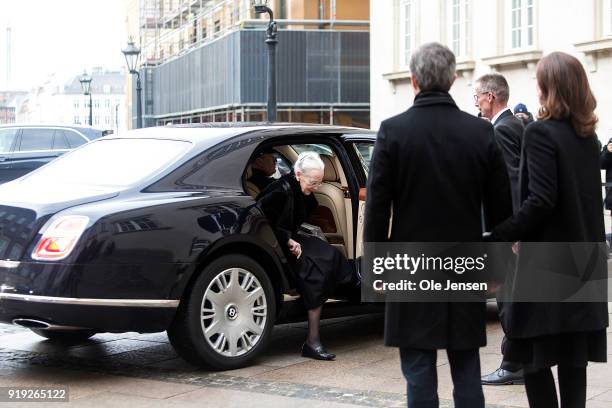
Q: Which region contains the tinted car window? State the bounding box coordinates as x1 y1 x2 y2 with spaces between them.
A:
0 128 18 153
53 131 70 150
352 141 374 173
293 143 333 156
64 130 87 148
19 138 191 188
19 129 54 151
77 128 105 140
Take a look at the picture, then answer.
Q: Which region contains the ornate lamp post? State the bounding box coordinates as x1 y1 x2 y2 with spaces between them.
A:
251 0 278 122
122 40 143 129
79 71 93 126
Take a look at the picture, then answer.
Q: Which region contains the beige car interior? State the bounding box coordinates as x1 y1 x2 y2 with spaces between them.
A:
244 165 258 198
244 145 353 260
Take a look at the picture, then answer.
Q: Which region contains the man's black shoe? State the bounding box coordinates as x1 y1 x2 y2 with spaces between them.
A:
301 342 336 361
481 368 525 385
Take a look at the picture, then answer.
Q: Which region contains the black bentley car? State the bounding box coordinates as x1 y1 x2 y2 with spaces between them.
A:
0 124 376 369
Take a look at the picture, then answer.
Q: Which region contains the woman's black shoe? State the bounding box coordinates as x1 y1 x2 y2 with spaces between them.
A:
301 342 336 360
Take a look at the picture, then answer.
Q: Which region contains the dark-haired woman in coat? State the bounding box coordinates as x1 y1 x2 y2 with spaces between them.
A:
489 52 608 407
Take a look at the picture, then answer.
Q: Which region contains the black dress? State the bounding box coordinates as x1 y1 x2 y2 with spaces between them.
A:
256 175 354 309
491 119 608 370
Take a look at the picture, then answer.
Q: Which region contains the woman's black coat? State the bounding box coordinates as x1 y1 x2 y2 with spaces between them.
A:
492 119 609 338
256 175 317 252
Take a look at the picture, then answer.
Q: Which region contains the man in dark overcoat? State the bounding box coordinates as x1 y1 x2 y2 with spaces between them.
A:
474 73 525 385
363 42 513 408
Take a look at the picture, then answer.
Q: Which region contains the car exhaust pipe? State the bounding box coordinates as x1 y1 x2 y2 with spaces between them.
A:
12 318 50 329
12 318 87 331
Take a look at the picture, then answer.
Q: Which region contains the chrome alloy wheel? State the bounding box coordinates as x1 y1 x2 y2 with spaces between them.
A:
200 267 268 357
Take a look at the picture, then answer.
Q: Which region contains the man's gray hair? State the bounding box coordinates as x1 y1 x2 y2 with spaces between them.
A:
409 42 456 92
294 151 325 174
475 73 510 104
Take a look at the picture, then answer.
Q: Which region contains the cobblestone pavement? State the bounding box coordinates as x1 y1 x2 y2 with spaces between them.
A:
0 309 610 408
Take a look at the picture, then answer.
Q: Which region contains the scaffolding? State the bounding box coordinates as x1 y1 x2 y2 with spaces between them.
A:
137 0 368 65
132 0 371 129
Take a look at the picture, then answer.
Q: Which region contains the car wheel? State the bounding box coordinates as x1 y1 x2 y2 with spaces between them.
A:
168 254 276 370
30 329 96 342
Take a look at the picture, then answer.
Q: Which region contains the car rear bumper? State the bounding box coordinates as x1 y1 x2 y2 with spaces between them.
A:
0 260 184 332
0 294 177 332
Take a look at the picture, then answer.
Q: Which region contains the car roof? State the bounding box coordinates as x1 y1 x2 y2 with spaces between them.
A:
104 123 374 149
0 124 105 132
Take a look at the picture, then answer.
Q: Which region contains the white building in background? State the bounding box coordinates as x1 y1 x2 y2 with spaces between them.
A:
17 68 127 134
371 0 612 142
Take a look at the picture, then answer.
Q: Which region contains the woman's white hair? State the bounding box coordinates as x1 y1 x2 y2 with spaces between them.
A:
294 151 325 174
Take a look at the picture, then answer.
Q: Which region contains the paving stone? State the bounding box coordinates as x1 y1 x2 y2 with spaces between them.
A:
592 389 612 402
0 312 609 408
67 339 166 359
587 401 612 408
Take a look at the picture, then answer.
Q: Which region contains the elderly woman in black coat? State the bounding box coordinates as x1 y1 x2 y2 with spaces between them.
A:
256 151 354 360
490 52 608 408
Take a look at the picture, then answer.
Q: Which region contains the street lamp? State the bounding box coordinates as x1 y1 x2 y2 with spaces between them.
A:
122 40 143 129
79 71 93 126
252 0 278 122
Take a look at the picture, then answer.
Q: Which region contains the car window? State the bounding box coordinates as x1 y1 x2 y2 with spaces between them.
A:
271 153 292 176
19 138 192 188
292 143 333 156
0 128 18 153
53 131 70 150
64 130 88 148
19 129 55 151
352 141 374 174
76 128 105 140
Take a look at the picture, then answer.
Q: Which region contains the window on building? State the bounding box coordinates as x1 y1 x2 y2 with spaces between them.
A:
191 20 197 44
105 116 111 125
105 99 111 108
510 0 535 49
400 0 417 68
73 99 80 108
605 0 612 36
214 19 221 33
74 116 81 125
449 0 471 58
94 100 100 108
94 116 100 125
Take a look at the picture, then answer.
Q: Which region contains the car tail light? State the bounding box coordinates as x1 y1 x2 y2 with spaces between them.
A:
32 216 90 261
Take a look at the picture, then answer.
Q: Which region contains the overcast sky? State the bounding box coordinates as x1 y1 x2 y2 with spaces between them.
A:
0 0 128 91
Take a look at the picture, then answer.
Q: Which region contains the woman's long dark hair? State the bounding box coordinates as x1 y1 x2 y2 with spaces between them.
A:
536 52 598 137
